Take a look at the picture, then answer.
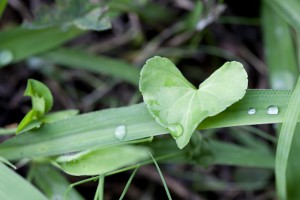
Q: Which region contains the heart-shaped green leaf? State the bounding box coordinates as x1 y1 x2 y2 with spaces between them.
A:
139 56 248 149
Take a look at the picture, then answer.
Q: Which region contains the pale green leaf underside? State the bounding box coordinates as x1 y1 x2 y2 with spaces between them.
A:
140 56 248 148
55 145 150 176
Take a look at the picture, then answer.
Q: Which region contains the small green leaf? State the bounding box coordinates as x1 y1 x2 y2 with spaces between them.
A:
55 145 150 176
24 79 53 113
140 56 248 149
16 79 53 134
23 0 111 31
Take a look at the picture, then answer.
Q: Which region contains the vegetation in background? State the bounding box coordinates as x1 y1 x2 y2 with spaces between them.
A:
1 0 300 199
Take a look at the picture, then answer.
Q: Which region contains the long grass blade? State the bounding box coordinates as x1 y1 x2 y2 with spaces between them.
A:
264 0 300 32
0 162 48 200
41 48 140 85
276 76 300 200
0 27 83 67
0 89 295 160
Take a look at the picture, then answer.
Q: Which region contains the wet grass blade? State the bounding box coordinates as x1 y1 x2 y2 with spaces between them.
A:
0 89 294 160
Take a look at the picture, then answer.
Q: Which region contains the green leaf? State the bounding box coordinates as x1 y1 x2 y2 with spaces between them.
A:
139 56 248 149
24 79 53 113
16 79 53 134
55 145 150 176
24 0 111 31
0 27 83 68
0 163 48 200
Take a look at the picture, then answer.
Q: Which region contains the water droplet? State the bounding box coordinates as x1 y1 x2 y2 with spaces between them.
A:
167 124 183 138
114 125 127 141
0 50 13 65
267 105 279 115
248 108 256 115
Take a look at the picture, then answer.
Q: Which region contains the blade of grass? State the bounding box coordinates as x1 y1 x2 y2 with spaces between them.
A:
149 153 172 200
119 166 140 200
0 156 16 169
210 140 274 168
238 126 277 143
0 128 16 135
94 175 105 200
286 30 300 200
261 2 298 89
0 27 83 67
0 89 295 160
264 0 300 32
276 76 300 200
262 3 300 199
32 164 84 200
0 162 48 200
149 138 275 169
229 127 272 153
0 0 7 19
41 48 140 85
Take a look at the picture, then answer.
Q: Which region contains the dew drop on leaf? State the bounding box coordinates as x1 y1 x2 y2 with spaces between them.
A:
167 124 183 138
114 125 127 141
267 105 279 115
0 49 13 65
247 108 256 115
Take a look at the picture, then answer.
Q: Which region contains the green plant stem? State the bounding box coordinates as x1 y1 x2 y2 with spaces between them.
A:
119 166 140 200
149 153 172 200
94 175 105 200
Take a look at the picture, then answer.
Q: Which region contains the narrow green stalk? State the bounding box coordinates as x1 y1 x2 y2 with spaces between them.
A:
149 153 172 200
94 175 105 200
276 76 300 200
64 176 99 200
119 166 140 200
0 128 16 135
